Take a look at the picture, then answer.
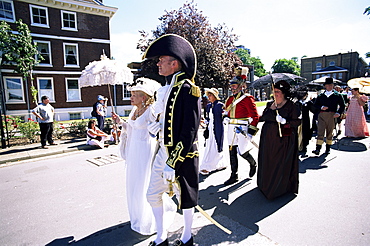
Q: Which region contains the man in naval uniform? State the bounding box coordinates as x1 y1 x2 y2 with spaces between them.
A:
144 34 201 246
223 67 259 186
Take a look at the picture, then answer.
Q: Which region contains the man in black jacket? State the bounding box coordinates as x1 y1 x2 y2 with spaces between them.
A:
312 78 345 155
144 34 201 246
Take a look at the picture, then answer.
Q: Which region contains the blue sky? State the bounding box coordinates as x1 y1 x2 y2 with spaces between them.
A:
104 0 370 71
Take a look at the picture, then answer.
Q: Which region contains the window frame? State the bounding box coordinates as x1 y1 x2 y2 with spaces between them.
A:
61 10 77 31
29 4 49 28
3 76 25 104
122 82 131 99
37 77 55 103
69 112 81 120
63 43 79 67
65 78 81 102
0 0 15 22
316 62 322 71
329 61 335 66
34 40 52 66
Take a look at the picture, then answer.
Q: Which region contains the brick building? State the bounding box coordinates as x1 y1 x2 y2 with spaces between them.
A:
0 0 134 121
301 52 368 83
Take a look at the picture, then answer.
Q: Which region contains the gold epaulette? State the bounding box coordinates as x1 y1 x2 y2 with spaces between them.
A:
190 83 201 97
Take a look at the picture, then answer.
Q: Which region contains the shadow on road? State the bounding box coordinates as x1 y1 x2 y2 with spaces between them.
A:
45 222 151 246
298 154 331 173
197 179 295 244
334 137 368 152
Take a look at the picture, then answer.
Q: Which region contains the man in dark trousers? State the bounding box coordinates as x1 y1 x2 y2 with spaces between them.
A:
312 77 345 155
223 66 259 186
144 34 201 246
32 95 57 148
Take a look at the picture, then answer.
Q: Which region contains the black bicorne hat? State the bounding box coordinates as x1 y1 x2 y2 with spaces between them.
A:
142 34 197 81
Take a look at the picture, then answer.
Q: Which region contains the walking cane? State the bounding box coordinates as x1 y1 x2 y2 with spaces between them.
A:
107 84 119 144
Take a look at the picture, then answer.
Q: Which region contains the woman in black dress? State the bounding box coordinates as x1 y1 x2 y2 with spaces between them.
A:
257 80 301 200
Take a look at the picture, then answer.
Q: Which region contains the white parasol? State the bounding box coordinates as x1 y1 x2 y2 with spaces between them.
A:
79 53 134 113
79 53 133 144
347 77 370 94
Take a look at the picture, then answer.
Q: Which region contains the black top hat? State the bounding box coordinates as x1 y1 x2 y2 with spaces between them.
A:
323 77 334 85
142 34 197 81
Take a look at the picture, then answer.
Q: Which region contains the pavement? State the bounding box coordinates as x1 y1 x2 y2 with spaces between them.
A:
0 137 105 166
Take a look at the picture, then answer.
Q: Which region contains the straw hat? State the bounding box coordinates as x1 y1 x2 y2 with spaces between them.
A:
205 88 220 100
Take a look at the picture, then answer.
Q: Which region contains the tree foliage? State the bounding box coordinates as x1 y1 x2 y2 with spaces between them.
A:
364 6 370 17
271 58 300 75
137 1 241 90
0 19 39 104
234 48 267 77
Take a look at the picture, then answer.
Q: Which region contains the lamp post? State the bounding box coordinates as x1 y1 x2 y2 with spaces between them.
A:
0 51 7 148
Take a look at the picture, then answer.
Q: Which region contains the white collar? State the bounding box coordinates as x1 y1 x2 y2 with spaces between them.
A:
324 90 334 97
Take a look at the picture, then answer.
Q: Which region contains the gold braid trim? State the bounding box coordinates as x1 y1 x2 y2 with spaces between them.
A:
166 142 184 169
248 125 259 136
190 83 201 97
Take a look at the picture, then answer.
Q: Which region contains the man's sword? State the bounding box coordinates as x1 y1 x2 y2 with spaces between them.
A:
195 205 232 235
167 180 232 234
234 126 259 149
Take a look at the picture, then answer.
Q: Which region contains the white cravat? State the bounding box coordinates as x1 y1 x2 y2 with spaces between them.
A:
324 90 334 97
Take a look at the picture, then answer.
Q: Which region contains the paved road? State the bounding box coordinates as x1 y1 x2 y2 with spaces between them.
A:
0 122 369 245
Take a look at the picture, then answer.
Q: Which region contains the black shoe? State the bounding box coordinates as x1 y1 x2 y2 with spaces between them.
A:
224 176 238 186
173 237 194 246
41 145 48 149
49 142 58 146
312 149 320 155
325 145 331 154
249 164 256 178
148 239 168 246
312 145 321 155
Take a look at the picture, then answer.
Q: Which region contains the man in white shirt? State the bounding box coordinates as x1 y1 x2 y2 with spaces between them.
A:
32 95 57 149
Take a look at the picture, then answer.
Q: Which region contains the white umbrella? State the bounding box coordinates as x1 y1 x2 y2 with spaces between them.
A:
79 53 134 113
79 53 133 144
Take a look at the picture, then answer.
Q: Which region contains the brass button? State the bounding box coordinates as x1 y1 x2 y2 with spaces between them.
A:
168 120 171 123
169 113 172 116
168 134 171 137
168 127 171 130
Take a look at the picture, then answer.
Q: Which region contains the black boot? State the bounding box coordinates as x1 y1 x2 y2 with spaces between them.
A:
241 151 257 178
224 146 238 185
325 144 331 154
312 144 322 155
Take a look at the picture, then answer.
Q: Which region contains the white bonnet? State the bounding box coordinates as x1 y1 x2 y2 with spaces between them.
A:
127 77 161 97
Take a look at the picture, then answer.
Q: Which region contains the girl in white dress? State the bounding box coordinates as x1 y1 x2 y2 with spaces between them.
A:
200 88 227 175
112 78 175 236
